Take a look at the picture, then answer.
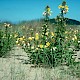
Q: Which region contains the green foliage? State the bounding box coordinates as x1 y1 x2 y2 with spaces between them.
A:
0 24 16 57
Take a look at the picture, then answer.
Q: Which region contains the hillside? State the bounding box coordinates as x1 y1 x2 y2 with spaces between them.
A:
50 18 80 25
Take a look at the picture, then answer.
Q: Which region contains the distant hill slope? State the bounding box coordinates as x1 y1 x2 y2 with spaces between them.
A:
50 18 80 25
0 18 80 25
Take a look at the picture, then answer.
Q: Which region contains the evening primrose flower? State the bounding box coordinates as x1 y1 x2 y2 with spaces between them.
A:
72 35 77 41
14 33 18 38
45 32 49 36
51 32 54 36
35 33 39 40
45 42 50 47
31 46 34 49
65 31 68 34
10 34 12 38
23 36 25 39
78 41 80 43
43 5 52 21
27 43 30 46
28 37 33 41
35 48 39 50
16 40 19 44
19 37 24 41
22 41 25 44
74 35 77 40
39 44 44 48
64 5 69 10
72 38 75 41
53 47 57 51
58 1 69 14
58 5 64 9
4 23 11 27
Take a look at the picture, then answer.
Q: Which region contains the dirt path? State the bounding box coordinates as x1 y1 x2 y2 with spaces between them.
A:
0 46 80 80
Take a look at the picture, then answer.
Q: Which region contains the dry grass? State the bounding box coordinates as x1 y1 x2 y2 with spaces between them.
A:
0 46 80 80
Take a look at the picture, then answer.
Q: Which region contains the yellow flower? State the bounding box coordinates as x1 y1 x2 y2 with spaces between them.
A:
64 5 69 10
17 38 20 41
45 42 50 47
35 33 39 40
16 40 18 44
14 33 18 38
36 48 38 50
72 35 77 41
10 34 12 37
72 38 75 41
74 35 77 40
39 44 44 48
17 44 20 46
45 32 49 36
28 37 33 41
4 23 10 27
58 5 64 9
51 32 54 36
22 41 25 44
23 36 25 39
65 31 68 34
31 46 34 49
19 37 24 41
47 7 51 12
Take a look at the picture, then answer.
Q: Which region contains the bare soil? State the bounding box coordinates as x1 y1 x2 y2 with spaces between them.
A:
0 46 80 80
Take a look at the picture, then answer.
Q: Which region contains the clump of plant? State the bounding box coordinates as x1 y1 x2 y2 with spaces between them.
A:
54 1 75 66
72 30 80 51
0 23 16 57
23 6 57 67
20 1 77 67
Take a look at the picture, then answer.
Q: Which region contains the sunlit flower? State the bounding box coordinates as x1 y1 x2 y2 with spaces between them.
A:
17 44 20 46
39 44 44 48
43 5 52 16
65 31 68 34
58 5 64 9
31 46 34 49
78 41 80 43
10 34 12 37
72 35 77 41
45 42 50 47
58 1 69 14
28 37 33 41
74 30 78 33
19 37 24 41
4 23 10 27
72 38 75 41
51 32 54 36
17 38 20 41
22 41 25 44
16 40 19 44
74 35 77 40
45 32 49 36
14 33 18 38
53 47 57 51
23 36 25 39
64 5 69 10
35 48 38 50
27 43 30 46
35 33 39 40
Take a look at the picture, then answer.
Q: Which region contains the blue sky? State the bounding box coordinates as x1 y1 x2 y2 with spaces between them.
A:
0 0 80 23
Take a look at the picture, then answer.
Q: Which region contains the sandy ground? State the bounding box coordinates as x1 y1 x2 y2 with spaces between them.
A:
0 46 80 80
